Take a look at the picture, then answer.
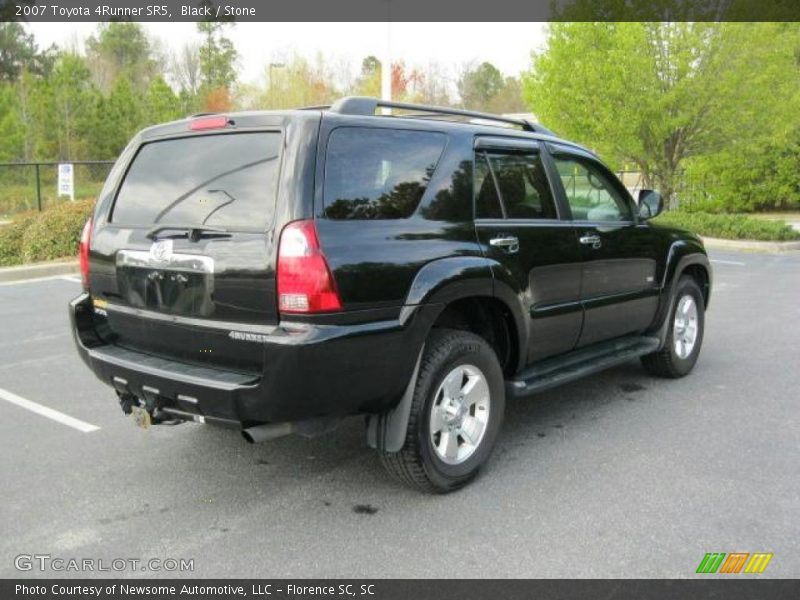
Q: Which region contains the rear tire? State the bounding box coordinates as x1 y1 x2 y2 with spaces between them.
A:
379 328 505 493
641 275 705 378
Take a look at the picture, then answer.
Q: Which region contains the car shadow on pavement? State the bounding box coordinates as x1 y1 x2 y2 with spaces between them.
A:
164 359 655 495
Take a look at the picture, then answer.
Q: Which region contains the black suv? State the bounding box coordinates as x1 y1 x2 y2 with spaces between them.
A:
70 97 711 492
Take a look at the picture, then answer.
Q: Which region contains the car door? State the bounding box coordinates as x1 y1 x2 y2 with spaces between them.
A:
473 137 583 364
547 144 660 347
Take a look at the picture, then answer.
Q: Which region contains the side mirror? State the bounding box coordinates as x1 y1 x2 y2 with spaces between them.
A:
637 189 663 220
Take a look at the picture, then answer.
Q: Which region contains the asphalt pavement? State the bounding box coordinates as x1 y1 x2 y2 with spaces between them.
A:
1 249 798 578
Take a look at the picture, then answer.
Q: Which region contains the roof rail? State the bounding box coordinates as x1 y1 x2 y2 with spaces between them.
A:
297 104 332 111
327 96 554 135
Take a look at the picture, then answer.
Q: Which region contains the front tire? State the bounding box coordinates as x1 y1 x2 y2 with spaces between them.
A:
379 329 505 493
641 275 705 378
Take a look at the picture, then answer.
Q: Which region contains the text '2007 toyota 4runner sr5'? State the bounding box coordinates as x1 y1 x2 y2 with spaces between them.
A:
70 97 711 493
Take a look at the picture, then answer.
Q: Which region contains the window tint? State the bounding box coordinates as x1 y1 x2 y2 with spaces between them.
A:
554 157 632 222
323 128 446 220
112 133 281 230
475 151 557 220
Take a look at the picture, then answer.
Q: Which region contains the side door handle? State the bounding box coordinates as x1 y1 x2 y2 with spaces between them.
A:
489 235 520 254
579 234 602 249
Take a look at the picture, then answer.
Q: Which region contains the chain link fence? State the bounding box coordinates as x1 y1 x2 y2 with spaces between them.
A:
0 161 115 219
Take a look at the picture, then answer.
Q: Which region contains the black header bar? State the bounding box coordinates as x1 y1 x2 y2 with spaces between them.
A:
3 0 800 22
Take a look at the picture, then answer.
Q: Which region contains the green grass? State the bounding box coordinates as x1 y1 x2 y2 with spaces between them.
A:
654 211 800 242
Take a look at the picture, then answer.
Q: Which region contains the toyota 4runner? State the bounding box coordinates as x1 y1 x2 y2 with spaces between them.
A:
70 97 711 493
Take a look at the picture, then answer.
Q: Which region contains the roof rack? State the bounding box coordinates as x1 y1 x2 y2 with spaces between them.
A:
325 96 555 136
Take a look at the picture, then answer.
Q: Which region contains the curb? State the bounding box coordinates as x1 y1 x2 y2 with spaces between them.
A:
701 236 800 253
0 260 79 284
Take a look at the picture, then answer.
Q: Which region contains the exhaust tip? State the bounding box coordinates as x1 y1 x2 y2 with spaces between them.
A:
241 422 295 444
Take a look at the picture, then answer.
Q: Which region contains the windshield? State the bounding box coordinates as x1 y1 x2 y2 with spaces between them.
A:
111 132 282 230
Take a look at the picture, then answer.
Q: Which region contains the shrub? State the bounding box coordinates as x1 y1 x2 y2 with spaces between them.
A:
18 198 95 263
0 211 37 266
682 127 800 213
654 211 800 241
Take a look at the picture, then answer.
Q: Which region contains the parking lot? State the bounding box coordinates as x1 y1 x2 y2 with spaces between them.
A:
1 249 798 578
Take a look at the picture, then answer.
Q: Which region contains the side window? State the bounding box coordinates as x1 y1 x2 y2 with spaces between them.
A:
553 157 632 222
323 128 446 220
474 151 558 220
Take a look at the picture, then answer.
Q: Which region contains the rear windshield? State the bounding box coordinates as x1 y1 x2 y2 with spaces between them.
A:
111 132 281 230
323 127 446 219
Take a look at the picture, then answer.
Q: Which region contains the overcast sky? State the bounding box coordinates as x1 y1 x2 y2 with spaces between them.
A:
27 22 548 85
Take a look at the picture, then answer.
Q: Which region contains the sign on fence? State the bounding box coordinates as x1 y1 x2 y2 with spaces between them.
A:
57 163 74 201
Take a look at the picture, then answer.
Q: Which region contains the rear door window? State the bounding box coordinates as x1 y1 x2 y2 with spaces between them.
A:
112 132 282 230
323 127 446 219
475 151 558 220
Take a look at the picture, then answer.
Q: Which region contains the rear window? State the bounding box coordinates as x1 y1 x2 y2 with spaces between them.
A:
323 127 446 220
111 132 281 230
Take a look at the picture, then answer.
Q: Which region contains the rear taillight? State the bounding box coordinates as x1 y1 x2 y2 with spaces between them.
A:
79 218 92 289
277 220 342 314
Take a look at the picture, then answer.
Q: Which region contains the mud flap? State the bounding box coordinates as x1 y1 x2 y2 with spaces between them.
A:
365 345 424 453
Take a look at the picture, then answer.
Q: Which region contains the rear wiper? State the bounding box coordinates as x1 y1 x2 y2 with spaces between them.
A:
145 225 231 242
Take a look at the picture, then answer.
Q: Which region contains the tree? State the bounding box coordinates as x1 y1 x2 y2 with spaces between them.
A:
258 54 339 110
48 53 98 160
0 83 24 161
412 61 454 106
12 69 45 161
457 62 505 110
485 77 526 115
522 22 800 206
86 22 156 94
145 75 182 125
171 42 202 97
197 21 238 106
353 55 381 98
0 23 55 83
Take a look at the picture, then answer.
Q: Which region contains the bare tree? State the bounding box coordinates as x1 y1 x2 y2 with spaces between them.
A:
170 42 201 96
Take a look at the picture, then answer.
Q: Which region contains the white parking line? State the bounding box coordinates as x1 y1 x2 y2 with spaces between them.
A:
711 259 746 266
0 274 79 286
0 387 100 433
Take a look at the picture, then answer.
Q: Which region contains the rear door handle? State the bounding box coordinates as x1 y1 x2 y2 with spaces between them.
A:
490 235 519 254
579 234 602 249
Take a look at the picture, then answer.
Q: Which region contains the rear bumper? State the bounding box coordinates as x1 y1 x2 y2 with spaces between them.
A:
70 293 436 426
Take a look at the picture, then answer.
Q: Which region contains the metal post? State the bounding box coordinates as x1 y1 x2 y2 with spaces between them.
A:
35 163 42 211
381 4 392 115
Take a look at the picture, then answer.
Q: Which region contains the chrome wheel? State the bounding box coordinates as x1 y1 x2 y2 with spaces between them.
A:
673 294 699 359
429 364 491 465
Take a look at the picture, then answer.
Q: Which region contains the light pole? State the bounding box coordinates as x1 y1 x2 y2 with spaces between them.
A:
381 2 392 114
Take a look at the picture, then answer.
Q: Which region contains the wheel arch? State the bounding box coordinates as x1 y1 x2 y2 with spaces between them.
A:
650 241 712 349
402 256 528 376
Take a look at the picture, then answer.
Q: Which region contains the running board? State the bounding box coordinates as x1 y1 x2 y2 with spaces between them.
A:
506 335 660 398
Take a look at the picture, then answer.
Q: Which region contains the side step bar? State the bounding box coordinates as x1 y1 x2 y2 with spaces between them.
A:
506 335 660 398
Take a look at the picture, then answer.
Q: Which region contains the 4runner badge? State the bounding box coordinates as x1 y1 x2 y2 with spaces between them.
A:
229 331 270 343
149 239 173 262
